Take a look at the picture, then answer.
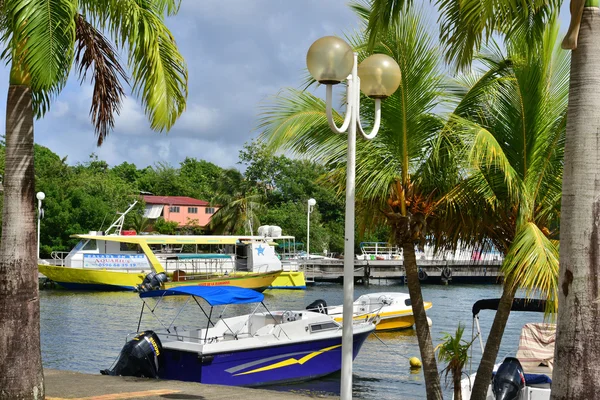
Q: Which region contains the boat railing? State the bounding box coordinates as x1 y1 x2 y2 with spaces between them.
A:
161 256 235 276
281 259 299 272
358 242 401 260
50 251 69 266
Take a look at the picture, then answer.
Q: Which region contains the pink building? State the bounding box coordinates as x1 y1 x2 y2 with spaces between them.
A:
142 195 217 227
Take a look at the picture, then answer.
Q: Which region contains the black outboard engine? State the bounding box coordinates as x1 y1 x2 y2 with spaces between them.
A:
306 299 328 314
136 272 168 293
101 331 163 378
492 357 526 400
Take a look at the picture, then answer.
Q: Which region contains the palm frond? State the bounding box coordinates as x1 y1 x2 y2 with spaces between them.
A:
436 0 560 70
3 0 77 115
364 0 412 50
502 222 558 315
75 14 128 145
80 0 188 132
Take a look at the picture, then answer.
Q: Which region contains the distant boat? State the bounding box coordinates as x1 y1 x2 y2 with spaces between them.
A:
102 285 375 386
39 202 306 291
307 292 433 331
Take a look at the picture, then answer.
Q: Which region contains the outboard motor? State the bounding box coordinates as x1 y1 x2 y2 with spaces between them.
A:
101 331 163 378
136 272 168 293
492 357 526 400
306 299 328 314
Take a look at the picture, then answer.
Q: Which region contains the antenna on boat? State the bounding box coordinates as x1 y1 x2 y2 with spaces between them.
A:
105 201 138 235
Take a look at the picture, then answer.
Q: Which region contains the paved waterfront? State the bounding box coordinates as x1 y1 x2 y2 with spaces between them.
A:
45 369 327 399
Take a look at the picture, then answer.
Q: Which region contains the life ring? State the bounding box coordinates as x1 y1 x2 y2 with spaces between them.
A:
441 266 452 281
418 268 428 281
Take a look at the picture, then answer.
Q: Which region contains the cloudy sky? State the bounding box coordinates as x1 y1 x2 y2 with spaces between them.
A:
0 1 573 170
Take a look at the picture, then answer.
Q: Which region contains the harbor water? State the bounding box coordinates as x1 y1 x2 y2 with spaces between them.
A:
40 283 544 399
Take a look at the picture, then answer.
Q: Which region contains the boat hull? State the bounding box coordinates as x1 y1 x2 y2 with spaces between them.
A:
38 264 145 290
332 301 433 331
269 271 306 290
158 330 372 386
39 265 281 292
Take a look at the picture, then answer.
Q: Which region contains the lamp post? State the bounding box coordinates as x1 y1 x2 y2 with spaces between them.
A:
306 36 401 400
307 198 316 258
36 191 45 260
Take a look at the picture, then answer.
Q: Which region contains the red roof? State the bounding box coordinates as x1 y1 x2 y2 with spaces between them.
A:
142 195 210 207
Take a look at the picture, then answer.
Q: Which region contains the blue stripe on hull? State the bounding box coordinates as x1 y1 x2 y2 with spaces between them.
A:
158 330 371 386
54 282 135 291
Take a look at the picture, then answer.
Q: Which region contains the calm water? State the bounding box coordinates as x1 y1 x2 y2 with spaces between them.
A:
40 283 544 399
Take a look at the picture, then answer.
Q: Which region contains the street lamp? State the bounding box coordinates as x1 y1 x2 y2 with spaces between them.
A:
307 198 317 258
306 36 401 400
36 191 45 260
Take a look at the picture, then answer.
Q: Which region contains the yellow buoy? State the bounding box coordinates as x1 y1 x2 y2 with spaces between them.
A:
409 357 422 368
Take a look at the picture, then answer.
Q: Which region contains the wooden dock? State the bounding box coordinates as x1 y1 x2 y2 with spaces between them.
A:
299 259 504 285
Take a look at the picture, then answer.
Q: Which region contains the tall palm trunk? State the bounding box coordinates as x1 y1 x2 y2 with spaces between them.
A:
552 6 600 399
403 242 442 399
470 282 518 400
0 85 44 399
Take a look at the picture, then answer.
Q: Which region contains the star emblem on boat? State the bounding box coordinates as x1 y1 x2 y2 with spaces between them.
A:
256 245 265 256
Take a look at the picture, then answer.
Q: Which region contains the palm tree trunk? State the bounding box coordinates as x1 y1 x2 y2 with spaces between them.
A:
403 242 443 400
470 282 518 400
0 85 44 399
552 6 600 399
453 367 463 400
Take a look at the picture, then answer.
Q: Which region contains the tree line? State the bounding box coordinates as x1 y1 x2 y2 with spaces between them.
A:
0 140 388 259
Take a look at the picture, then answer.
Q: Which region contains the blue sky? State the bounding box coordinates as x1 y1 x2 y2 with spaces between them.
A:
0 1 573 170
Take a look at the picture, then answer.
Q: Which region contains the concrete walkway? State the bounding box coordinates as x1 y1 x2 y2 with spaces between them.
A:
44 369 332 400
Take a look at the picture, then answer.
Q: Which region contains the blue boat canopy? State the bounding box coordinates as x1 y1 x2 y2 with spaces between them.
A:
139 285 264 306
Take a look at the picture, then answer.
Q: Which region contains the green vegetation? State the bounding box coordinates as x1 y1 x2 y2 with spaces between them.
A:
0 141 359 259
435 324 474 400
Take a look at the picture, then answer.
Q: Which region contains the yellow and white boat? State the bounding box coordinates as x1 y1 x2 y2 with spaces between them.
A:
308 292 432 331
39 204 306 291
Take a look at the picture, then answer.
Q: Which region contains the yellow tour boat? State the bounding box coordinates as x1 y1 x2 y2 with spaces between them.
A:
39 205 305 291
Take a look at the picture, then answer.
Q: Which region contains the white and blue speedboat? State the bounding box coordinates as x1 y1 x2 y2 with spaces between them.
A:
102 285 375 386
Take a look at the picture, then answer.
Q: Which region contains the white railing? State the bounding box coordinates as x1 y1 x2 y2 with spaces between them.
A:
50 251 69 266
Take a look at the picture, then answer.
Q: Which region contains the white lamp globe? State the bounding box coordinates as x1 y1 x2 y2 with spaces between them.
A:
306 36 354 84
36 192 45 201
358 54 401 99
308 198 317 206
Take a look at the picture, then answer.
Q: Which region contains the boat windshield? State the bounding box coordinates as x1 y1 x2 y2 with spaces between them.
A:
69 239 97 254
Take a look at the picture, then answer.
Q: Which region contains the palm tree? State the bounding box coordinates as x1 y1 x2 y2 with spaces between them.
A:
260 5 449 398
366 0 560 70
436 324 475 400
210 169 266 235
436 20 567 399
552 5 600 399
0 1 187 398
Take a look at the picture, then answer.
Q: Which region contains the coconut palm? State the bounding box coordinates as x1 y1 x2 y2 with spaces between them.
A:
435 19 568 399
260 5 450 398
552 5 600 399
0 1 187 397
436 324 475 400
210 169 265 235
